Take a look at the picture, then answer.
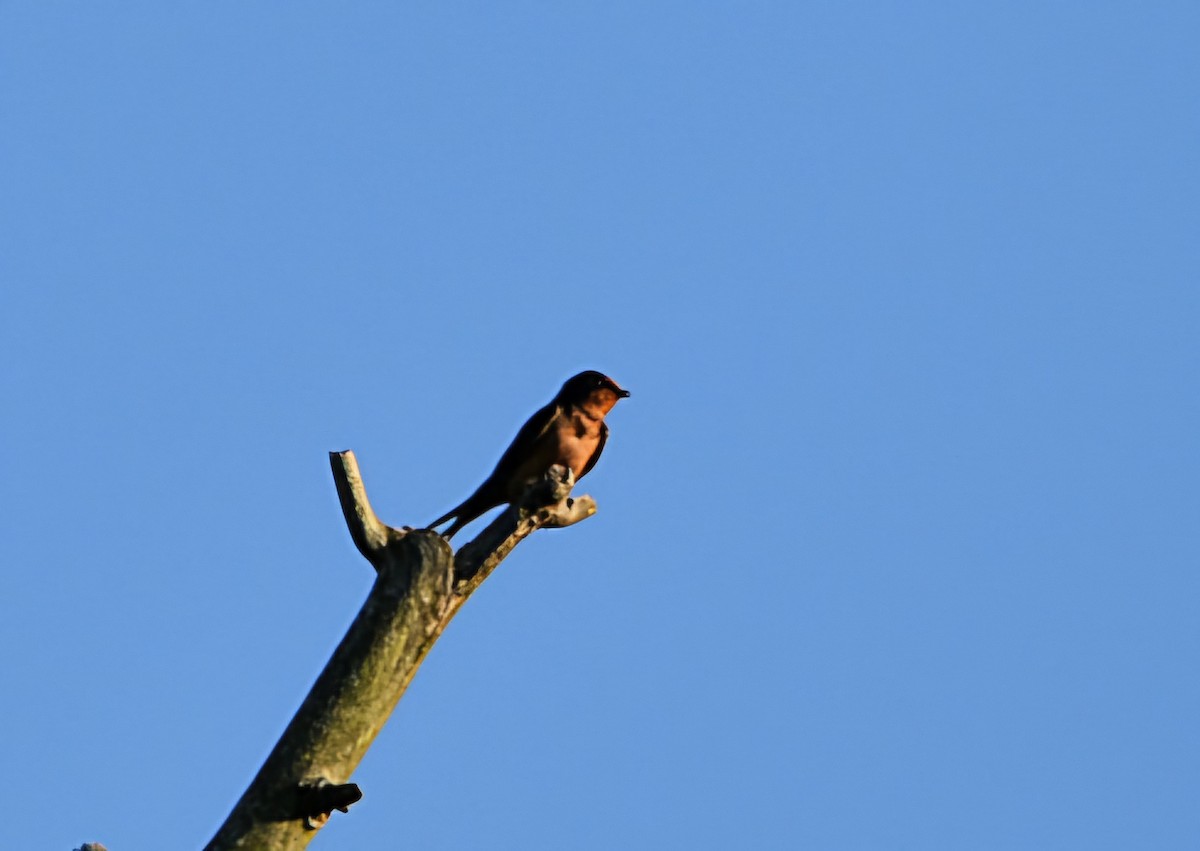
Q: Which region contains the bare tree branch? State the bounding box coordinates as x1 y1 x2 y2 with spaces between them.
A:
204 452 595 850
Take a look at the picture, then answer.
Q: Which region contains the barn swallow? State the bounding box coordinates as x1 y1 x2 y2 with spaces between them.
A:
428 370 630 539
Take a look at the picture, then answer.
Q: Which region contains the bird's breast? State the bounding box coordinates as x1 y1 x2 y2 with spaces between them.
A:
505 409 603 498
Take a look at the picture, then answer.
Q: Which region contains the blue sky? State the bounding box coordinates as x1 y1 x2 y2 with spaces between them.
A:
2 3 1198 849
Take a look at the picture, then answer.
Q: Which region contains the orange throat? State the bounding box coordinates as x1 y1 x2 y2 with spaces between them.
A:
580 387 621 418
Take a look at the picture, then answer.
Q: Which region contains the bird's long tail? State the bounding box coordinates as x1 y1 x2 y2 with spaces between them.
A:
425 506 462 538
426 499 483 540
428 481 506 540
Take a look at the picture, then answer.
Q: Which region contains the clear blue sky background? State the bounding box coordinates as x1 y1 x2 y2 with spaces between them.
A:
2 3 1197 849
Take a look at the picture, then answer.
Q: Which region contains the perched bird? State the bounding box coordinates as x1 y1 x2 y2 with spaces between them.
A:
428 370 630 539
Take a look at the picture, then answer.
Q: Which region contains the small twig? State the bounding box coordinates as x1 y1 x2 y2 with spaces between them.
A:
330 450 396 565
299 779 363 830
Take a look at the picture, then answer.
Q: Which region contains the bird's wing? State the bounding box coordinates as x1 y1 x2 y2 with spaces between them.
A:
428 400 564 534
580 421 609 478
482 399 563 484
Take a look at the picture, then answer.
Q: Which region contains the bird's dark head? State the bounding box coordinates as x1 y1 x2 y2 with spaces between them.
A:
559 370 630 411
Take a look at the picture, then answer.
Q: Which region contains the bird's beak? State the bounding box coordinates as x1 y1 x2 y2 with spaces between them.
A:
617 388 631 398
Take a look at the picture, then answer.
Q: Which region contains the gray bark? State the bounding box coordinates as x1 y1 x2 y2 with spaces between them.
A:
203 452 595 850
